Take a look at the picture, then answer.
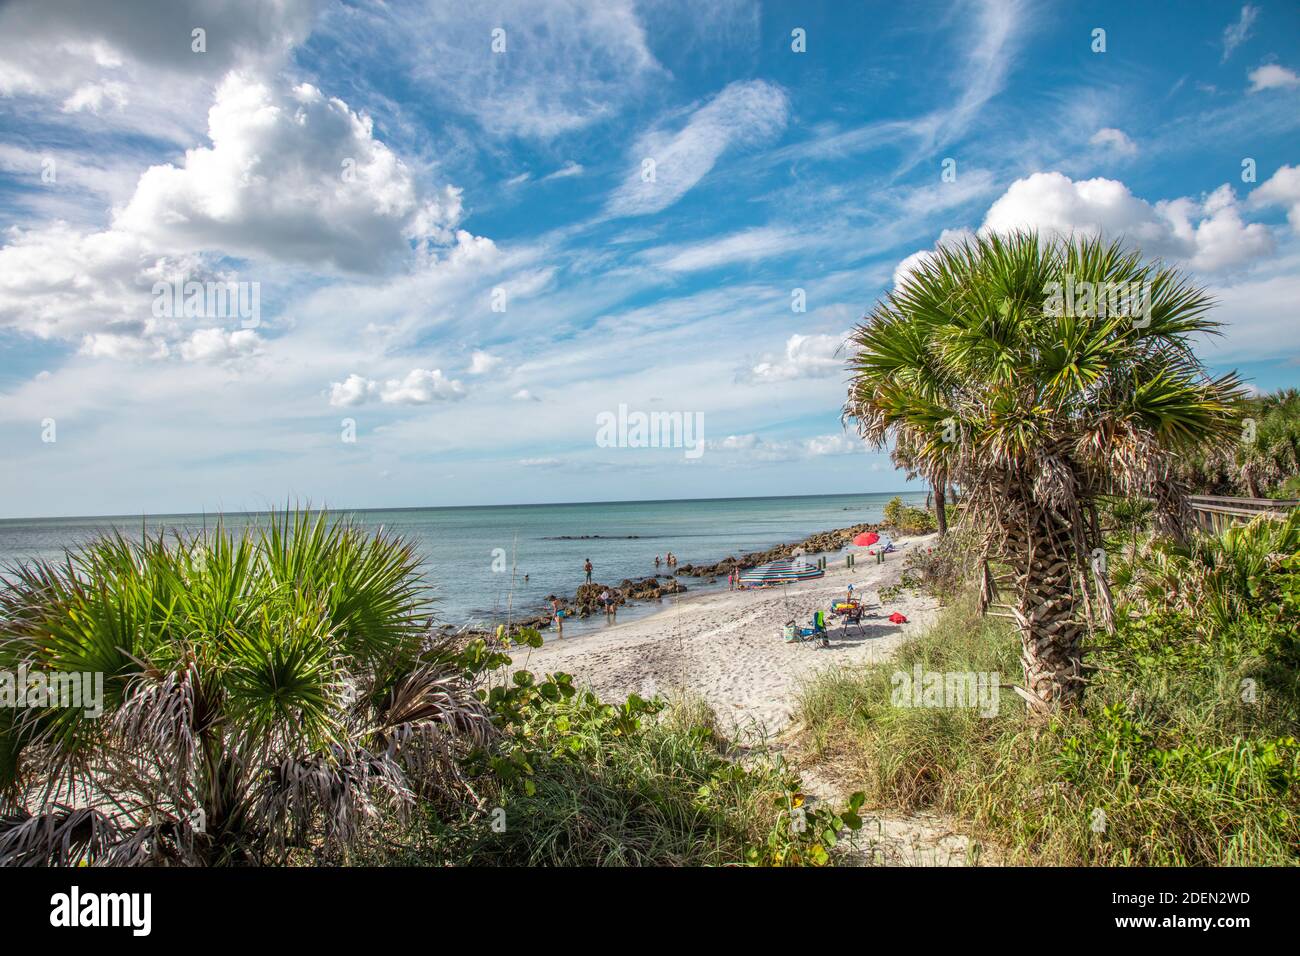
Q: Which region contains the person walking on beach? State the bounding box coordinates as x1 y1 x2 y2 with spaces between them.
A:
584 558 593 583
551 597 564 638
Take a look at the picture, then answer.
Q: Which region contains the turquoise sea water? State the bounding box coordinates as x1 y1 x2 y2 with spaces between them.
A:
0 492 926 636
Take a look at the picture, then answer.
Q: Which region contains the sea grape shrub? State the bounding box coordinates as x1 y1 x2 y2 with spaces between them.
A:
883 495 905 528
882 495 937 536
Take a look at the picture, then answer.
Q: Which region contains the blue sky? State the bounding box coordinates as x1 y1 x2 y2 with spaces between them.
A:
1 0 1299 519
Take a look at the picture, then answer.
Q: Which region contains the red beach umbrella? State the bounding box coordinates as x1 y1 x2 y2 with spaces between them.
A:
852 531 880 547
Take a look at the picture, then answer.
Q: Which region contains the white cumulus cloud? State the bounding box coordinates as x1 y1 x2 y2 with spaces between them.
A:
747 332 848 383
328 368 466 407
1250 164 1300 230
179 328 262 363
114 73 462 272
980 171 1273 272
1248 63 1300 92
467 350 504 375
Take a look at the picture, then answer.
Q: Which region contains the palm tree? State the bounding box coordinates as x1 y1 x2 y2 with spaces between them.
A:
0 509 494 865
845 232 1245 711
1178 388 1300 498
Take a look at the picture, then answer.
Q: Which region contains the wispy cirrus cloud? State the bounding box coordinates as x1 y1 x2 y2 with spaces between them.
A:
317 0 663 140
605 79 789 218
1222 5 1259 62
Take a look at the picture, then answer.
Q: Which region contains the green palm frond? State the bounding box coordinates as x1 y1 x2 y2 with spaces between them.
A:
0 508 486 866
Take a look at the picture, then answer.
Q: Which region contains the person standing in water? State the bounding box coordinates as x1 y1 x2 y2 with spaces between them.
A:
584 558 593 583
551 597 564 638
654 555 661 571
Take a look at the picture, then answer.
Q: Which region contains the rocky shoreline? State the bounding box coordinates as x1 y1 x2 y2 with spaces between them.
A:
452 521 883 637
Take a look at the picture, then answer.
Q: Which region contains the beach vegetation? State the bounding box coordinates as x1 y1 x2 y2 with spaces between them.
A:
1178 387 1300 499
401 685 863 867
881 495 937 536
0 510 493 865
0 510 862 867
796 510 1300 865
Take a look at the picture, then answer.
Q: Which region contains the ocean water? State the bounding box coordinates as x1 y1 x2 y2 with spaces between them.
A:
0 492 926 636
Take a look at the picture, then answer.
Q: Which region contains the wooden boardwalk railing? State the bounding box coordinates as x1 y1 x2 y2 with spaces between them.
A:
1187 495 1299 535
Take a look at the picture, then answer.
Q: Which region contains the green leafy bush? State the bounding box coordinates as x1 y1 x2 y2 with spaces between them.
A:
881 495 937 536
385 672 863 867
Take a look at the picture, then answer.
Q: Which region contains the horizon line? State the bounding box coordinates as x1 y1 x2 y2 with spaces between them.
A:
0 488 926 525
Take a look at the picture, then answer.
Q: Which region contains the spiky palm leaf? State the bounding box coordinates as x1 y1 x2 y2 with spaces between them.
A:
0 509 494 866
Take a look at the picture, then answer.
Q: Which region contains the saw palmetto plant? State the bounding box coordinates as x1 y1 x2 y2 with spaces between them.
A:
846 231 1247 712
0 509 494 865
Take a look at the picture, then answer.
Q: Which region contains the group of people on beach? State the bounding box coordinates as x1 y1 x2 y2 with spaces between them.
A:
545 559 617 639
550 549 696 638
654 552 677 572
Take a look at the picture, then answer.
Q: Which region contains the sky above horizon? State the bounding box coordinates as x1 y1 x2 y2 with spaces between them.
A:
2 0 1299 519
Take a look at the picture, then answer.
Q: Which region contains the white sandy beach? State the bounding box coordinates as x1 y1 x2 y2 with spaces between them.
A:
507 535 940 738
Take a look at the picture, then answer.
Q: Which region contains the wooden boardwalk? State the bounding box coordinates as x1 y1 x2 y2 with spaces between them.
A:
1187 495 1299 534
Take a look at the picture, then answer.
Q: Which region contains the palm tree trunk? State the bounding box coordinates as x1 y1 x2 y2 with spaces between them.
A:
1243 461 1262 499
1003 499 1085 712
933 484 948 536
1152 483 1190 547
977 556 997 615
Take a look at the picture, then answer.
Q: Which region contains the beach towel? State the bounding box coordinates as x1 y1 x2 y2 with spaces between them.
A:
888 612 908 624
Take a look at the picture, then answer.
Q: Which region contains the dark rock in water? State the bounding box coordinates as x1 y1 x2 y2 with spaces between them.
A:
572 582 628 617
617 575 687 602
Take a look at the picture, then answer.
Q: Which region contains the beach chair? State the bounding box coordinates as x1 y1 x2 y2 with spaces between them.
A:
830 598 865 632
795 610 830 648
